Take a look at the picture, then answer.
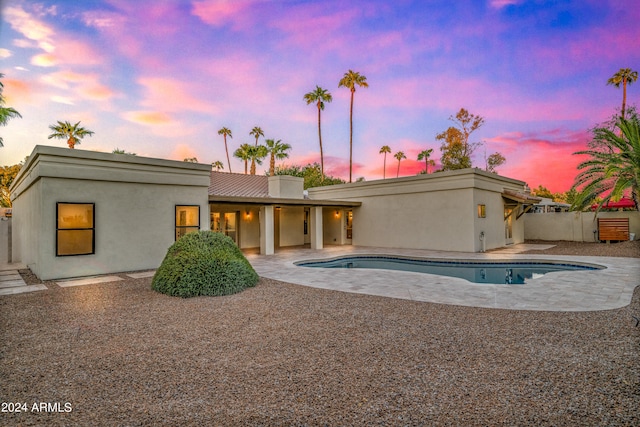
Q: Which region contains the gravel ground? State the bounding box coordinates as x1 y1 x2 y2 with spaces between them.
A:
522 239 640 258
1 243 639 426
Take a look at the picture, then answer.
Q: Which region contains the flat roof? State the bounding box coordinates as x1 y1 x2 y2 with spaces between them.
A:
209 195 361 207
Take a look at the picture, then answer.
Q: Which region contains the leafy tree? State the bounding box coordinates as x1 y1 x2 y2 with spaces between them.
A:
436 108 484 170
571 115 640 212
338 70 369 183
0 73 22 147
218 127 233 173
417 148 435 174
112 148 136 155
47 120 94 149
233 143 251 174
607 68 638 119
212 160 224 171
1 163 22 207
531 185 554 199
249 126 264 146
183 157 198 163
394 151 406 178
304 86 333 182
265 139 291 176
273 163 345 189
379 145 391 179
247 144 268 175
486 152 506 173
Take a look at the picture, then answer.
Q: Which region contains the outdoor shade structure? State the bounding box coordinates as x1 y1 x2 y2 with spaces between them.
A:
592 197 636 210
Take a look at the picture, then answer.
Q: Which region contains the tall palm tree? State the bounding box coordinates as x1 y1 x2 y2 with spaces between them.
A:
394 151 406 178
265 139 292 176
47 120 94 149
608 68 638 119
571 115 640 212
304 86 333 182
250 126 264 146
0 73 22 147
379 145 391 179
338 70 369 183
247 144 268 175
218 127 233 173
417 148 434 174
212 160 224 171
233 143 251 174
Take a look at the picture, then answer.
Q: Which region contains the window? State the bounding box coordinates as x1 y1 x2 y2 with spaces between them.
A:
477 204 486 218
56 203 95 256
176 205 200 240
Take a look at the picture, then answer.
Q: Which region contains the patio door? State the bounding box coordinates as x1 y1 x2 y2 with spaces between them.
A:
211 211 239 244
504 207 514 245
345 210 353 244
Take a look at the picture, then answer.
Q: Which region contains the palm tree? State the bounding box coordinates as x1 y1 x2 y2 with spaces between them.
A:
304 86 333 182
607 68 638 119
394 151 406 178
247 144 268 175
265 139 292 176
379 145 391 179
218 127 233 173
250 126 264 146
338 70 369 183
417 148 434 174
47 120 94 149
212 160 224 171
233 143 251 174
0 73 22 147
571 115 640 212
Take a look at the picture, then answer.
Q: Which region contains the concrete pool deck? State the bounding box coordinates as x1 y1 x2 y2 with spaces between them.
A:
246 245 640 312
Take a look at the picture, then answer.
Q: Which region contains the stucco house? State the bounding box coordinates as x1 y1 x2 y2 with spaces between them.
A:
10 145 538 280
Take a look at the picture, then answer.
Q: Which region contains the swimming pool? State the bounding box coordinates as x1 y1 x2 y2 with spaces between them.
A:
295 256 604 285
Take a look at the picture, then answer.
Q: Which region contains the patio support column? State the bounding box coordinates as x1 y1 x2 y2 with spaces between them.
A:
260 205 275 255
310 206 323 250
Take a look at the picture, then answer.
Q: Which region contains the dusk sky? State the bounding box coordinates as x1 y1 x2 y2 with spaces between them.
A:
1 0 638 192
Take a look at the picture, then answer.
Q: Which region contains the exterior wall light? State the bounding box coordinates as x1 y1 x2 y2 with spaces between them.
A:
477 204 486 218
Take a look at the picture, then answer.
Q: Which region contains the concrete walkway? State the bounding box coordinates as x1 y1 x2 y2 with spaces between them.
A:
0 263 48 296
247 245 640 312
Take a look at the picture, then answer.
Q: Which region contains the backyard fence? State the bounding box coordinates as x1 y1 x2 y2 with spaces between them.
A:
524 210 640 242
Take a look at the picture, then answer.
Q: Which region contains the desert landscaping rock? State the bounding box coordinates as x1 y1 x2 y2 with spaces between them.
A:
0 241 638 425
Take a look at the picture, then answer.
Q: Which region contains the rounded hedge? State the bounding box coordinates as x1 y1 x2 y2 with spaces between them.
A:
151 231 259 298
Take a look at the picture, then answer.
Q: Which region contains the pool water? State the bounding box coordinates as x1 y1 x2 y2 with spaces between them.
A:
296 256 603 285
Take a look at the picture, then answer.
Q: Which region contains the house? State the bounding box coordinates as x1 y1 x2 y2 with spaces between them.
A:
10 146 538 280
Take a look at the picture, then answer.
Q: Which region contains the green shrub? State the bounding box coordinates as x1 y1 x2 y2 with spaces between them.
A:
151 231 259 298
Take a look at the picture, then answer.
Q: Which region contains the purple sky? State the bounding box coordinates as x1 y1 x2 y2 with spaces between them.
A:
1 0 639 192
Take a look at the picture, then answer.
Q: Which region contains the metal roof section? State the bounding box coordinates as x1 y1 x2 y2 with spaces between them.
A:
209 171 270 198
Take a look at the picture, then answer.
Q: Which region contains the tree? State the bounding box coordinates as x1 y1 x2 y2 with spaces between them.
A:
531 185 554 199
112 148 136 155
233 143 251 174
486 152 506 173
265 139 291 176
1 163 22 207
394 151 406 178
47 120 94 149
436 108 484 170
379 145 391 179
417 148 435 174
249 126 265 173
212 161 224 171
0 73 22 147
273 163 345 189
247 144 268 175
607 68 638 119
304 85 333 182
338 70 369 183
218 127 233 173
571 115 640 212
183 157 199 163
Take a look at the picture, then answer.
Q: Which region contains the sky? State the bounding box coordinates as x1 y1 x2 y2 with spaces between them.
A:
0 0 639 192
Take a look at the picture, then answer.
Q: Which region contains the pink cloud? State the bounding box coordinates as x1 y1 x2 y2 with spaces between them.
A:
172 144 200 162
31 53 57 67
4 6 55 50
191 0 255 29
136 76 219 114
123 111 174 126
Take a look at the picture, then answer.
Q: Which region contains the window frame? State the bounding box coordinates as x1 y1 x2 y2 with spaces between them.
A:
175 205 201 240
56 202 95 257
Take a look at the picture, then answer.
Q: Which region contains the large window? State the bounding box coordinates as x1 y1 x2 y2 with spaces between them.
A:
56 203 95 256
176 205 200 240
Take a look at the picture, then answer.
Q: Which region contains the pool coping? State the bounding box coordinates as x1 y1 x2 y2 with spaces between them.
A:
246 245 640 312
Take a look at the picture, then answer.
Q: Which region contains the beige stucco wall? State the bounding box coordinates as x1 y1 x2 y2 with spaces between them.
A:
10 146 211 280
308 169 528 252
278 206 305 247
524 211 640 242
268 176 304 199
